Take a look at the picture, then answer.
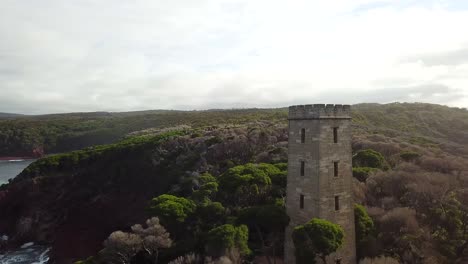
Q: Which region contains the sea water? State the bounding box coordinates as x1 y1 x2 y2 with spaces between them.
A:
0 160 50 263
0 243 50 264
0 160 35 185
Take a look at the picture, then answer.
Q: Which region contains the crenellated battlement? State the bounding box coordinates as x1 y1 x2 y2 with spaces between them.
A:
288 104 351 120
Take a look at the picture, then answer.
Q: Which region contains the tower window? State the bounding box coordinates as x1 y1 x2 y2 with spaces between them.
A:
300 161 305 176
300 194 304 209
334 161 339 177
333 127 338 143
335 259 342 264
335 196 340 211
301 128 305 143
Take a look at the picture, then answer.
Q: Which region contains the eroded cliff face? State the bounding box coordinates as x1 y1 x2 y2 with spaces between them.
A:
0 125 288 263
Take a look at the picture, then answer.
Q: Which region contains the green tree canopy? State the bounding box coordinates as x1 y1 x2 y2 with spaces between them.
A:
355 204 375 242
218 163 273 206
191 173 219 202
352 167 378 182
195 201 226 232
205 224 251 258
353 149 388 170
148 194 196 224
292 218 345 264
355 204 376 260
238 204 290 263
238 204 290 233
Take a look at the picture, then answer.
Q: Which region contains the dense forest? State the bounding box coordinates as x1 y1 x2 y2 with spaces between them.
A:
0 103 468 264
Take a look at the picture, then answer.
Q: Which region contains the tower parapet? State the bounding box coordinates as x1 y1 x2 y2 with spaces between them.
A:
288 104 351 120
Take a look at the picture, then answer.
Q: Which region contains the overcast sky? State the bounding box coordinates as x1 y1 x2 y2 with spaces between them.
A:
1 0 468 114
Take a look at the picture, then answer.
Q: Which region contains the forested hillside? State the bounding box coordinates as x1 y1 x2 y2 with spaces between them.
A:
0 103 467 264
1 103 467 158
0 109 286 157
353 103 468 156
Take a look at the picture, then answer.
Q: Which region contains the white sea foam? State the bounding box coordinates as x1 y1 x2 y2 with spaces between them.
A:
31 248 50 264
19 243 34 249
0 245 49 264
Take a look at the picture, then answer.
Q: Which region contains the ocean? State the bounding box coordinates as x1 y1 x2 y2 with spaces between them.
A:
0 159 49 263
0 243 49 264
0 160 35 185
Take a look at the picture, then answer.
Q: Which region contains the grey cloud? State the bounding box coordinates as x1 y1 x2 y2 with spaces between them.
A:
405 48 468 66
0 65 466 113
313 84 463 105
0 0 254 114
1 1 467 114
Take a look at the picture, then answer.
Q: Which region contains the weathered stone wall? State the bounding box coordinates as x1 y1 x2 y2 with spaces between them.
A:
285 104 356 264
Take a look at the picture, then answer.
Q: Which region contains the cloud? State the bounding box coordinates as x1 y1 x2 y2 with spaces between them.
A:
405 48 468 66
317 83 463 105
0 0 468 114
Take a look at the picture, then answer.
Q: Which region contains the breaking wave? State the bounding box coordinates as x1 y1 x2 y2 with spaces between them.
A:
0 242 49 264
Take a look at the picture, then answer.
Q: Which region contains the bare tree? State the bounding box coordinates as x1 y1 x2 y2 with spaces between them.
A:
131 217 172 263
102 217 172 264
103 231 143 264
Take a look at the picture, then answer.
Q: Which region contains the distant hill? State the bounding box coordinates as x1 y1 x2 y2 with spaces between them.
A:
0 108 286 156
0 112 24 118
0 103 467 158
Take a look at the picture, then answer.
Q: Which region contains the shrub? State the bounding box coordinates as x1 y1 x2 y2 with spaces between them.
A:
206 136 223 146
353 149 388 170
359 256 399 264
399 151 421 162
353 167 378 182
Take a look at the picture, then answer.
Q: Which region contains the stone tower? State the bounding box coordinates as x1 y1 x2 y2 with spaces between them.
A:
284 104 356 264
